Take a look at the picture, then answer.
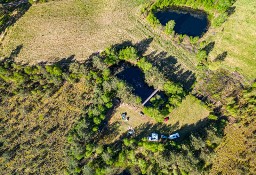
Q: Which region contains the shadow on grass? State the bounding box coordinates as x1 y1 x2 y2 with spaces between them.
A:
202 41 215 55
0 2 31 34
214 51 227 62
2 44 23 62
103 114 227 148
146 51 196 92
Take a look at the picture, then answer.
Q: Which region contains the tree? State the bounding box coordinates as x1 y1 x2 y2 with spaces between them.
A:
196 50 207 63
137 57 152 72
119 46 138 61
165 20 175 35
146 12 160 27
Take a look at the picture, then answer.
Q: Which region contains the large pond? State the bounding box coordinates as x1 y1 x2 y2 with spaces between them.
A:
155 8 208 37
115 64 155 102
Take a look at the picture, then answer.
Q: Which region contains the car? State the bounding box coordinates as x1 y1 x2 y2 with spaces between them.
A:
161 135 168 139
169 133 180 140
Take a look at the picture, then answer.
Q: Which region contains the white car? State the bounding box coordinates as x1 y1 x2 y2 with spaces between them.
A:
169 133 180 140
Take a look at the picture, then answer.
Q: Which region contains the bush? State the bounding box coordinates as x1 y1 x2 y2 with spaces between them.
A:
196 50 207 62
137 57 152 72
146 12 160 27
208 114 218 120
119 46 138 61
45 65 63 76
165 20 175 35
164 82 184 96
143 106 164 122
212 13 228 27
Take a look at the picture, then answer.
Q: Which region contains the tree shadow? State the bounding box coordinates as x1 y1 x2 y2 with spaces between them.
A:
134 37 153 56
214 51 227 61
9 44 23 59
0 2 31 34
202 41 215 55
111 38 153 57
112 41 133 51
119 168 131 175
226 6 236 16
146 51 196 92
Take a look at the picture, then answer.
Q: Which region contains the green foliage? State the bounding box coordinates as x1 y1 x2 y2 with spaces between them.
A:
165 20 175 35
189 36 199 45
196 50 207 62
164 81 184 96
119 46 138 61
143 106 164 122
213 12 228 27
137 57 152 72
103 47 119 65
208 114 218 120
142 141 164 152
146 12 160 27
45 65 63 76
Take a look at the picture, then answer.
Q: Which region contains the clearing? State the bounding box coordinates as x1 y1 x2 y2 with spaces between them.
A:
108 95 209 142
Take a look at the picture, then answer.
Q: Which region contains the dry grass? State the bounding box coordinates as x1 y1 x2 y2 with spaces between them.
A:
109 104 156 137
207 0 256 82
210 118 256 175
0 0 196 71
0 79 90 174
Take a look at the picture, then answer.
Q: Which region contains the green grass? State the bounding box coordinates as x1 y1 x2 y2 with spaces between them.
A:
167 95 210 127
208 0 256 82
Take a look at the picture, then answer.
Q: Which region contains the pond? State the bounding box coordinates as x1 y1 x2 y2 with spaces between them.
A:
155 8 208 37
115 63 155 102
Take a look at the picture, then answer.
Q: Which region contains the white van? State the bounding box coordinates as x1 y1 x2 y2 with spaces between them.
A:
169 133 180 140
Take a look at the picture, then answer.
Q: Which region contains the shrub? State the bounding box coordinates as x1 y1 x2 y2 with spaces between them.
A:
196 50 207 62
165 20 175 35
45 65 63 76
212 12 228 27
146 12 160 27
143 107 164 122
137 57 152 72
119 46 138 61
208 114 218 120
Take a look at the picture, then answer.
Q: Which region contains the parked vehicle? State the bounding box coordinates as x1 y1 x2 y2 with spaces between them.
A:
169 133 180 140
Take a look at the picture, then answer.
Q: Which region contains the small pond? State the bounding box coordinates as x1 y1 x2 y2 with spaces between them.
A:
112 61 169 108
115 64 155 102
155 8 208 37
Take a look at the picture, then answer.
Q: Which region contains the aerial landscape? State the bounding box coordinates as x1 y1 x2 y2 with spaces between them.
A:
0 0 255 174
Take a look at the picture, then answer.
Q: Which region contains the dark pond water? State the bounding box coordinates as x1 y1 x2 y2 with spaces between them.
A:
155 8 208 37
116 65 155 102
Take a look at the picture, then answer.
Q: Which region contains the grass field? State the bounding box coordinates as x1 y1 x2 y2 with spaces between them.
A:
207 0 256 82
0 0 196 71
108 95 209 141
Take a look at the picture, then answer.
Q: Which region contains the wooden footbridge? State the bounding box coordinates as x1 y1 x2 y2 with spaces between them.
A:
142 89 159 106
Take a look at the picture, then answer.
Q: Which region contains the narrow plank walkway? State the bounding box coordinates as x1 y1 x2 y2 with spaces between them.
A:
142 89 159 106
